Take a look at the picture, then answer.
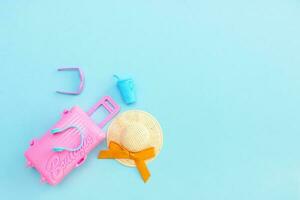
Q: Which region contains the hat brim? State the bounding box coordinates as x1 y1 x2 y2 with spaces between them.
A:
106 110 163 167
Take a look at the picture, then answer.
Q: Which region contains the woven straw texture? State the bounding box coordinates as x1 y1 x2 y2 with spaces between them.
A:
107 110 163 167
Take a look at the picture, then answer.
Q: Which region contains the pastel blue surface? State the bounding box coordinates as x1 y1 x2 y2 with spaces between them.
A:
1 1 300 199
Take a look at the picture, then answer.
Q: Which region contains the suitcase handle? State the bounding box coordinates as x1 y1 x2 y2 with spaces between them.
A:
87 96 120 128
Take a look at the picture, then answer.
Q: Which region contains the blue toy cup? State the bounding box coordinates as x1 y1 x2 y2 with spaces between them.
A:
116 77 136 104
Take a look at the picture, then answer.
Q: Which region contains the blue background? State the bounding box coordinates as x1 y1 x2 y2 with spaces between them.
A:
1 0 300 199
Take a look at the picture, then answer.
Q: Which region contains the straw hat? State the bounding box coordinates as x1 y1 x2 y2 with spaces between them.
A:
106 110 163 167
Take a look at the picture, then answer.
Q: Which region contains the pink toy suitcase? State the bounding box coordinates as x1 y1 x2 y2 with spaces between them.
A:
24 96 120 185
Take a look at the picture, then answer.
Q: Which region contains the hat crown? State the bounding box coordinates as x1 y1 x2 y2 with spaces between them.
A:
120 123 150 152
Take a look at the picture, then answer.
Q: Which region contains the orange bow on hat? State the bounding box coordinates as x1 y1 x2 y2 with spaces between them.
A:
98 141 155 182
